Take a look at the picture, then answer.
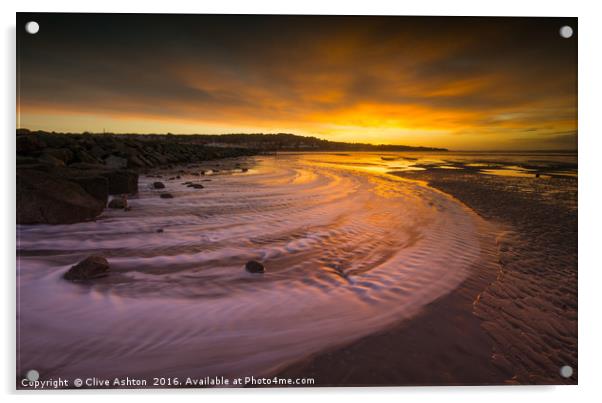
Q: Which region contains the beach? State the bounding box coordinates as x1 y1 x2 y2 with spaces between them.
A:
16 152 577 387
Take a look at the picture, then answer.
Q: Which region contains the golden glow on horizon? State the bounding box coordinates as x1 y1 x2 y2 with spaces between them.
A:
18 93 577 150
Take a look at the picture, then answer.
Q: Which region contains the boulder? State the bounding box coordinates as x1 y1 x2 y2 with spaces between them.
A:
38 153 65 167
160 193 174 199
44 148 74 164
69 175 109 204
108 196 128 209
88 145 107 159
245 260 265 274
103 169 138 194
64 255 110 281
104 155 128 169
51 166 135 197
37 133 70 148
17 169 105 224
68 162 108 170
16 156 42 166
152 181 165 189
73 148 99 164
16 135 46 155
126 154 148 168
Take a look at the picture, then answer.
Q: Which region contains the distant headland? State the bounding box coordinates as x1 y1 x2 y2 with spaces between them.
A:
16 129 448 152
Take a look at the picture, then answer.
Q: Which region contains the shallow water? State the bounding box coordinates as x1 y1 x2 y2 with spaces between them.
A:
17 153 499 381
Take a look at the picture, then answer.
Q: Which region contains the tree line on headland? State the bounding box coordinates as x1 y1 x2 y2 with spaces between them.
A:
16 129 448 152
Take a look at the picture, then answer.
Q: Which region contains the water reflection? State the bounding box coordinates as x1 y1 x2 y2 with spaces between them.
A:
296 151 577 178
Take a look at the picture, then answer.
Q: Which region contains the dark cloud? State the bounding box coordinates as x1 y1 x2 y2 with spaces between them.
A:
512 131 577 150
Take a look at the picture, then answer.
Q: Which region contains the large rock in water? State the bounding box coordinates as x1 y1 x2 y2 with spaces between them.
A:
17 169 106 224
69 175 109 203
64 255 110 281
245 260 265 273
108 196 128 209
66 164 138 195
103 169 138 194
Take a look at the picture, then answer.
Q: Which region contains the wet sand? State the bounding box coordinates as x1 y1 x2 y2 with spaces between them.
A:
276 166 577 386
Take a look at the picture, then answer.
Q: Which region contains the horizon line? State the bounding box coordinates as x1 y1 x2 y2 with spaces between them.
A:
16 128 577 153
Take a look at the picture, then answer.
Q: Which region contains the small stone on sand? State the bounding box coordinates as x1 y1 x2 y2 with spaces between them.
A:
245 260 265 273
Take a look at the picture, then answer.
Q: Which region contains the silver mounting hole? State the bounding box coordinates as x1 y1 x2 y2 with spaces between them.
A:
26 369 39 381
25 21 40 35
559 365 573 378
559 25 573 39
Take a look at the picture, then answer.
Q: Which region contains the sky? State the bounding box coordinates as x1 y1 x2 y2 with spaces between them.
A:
17 14 577 150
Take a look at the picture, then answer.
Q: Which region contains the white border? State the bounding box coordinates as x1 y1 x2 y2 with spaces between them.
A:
3 1 601 402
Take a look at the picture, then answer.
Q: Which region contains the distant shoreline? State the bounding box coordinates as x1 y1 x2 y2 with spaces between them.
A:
16 128 448 153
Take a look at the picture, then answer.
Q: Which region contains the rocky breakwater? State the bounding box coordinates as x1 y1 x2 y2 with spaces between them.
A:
16 130 257 224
